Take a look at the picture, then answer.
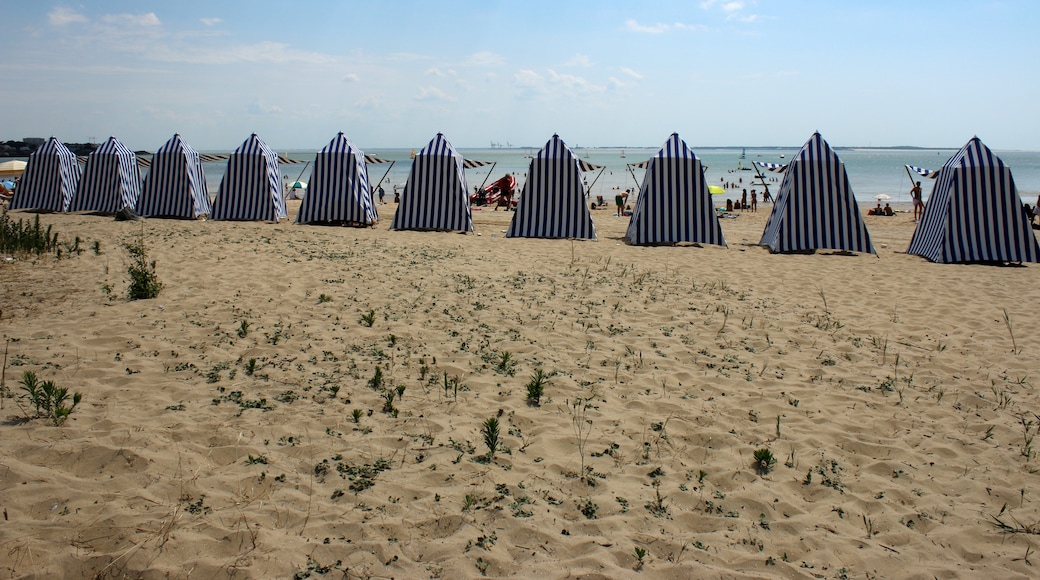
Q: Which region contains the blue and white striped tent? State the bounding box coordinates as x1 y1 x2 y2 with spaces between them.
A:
506 134 597 240
390 133 473 232
297 132 377 226
907 137 1039 264
211 133 286 221
759 132 875 254
9 137 79 212
68 136 141 213
625 133 726 246
137 134 211 219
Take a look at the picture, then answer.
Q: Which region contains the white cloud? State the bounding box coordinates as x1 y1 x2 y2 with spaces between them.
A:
513 69 543 88
101 13 162 27
415 86 456 102
200 17 223 26
620 67 643 79
625 19 706 34
547 70 605 93
248 101 283 115
465 51 504 67
48 7 88 26
722 1 745 12
342 73 360 82
425 67 457 77
565 54 593 67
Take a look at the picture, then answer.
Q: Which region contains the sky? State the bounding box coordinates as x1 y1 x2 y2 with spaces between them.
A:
1 1 1037 151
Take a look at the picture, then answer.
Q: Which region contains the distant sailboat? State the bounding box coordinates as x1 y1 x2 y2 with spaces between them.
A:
620 149 626 158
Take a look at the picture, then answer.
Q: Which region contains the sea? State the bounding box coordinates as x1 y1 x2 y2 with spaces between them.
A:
6 146 1040 206
265 146 1040 206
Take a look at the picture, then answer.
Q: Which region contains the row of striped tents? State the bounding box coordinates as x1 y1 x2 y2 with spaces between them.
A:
297 132 377 226
211 134 286 221
69 136 141 213
391 133 474 232
137 134 211 219
759 132 875 254
506 134 597 240
9 137 80 212
907 137 1039 264
625 133 726 246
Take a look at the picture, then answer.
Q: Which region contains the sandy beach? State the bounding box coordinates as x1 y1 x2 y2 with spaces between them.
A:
2 201 1039 579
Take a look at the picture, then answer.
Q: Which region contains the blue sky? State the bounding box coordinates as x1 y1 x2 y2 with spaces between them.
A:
1 1 1036 151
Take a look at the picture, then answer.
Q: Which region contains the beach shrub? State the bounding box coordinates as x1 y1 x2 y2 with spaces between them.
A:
481 417 500 461
753 448 777 474
19 371 83 425
525 368 550 406
124 230 163 300
0 211 61 257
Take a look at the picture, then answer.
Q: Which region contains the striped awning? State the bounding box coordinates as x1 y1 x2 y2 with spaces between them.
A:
462 158 494 169
906 164 939 179
627 160 650 170
756 161 788 173
577 158 603 172
365 155 392 164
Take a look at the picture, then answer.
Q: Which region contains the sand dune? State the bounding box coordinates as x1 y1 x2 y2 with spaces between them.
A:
1 202 1038 579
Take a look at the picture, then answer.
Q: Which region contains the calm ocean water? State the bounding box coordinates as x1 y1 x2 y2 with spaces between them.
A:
7 146 1040 206
256 146 1040 206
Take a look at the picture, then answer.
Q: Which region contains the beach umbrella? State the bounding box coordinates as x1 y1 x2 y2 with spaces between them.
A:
875 194 892 201
288 180 307 190
708 185 725 195
0 160 27 178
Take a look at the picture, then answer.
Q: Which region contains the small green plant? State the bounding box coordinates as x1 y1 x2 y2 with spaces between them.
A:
91 240 101 255
318 293 332 304
494 351 517 376
244 357 258 376
525 368 549 406
633 547 648 571
753 448 776 474
368 367 384 390
352 408 364 424
19 371 83 425
481 417 500 461
359 309 376 327
237 320 250 338
124 229 163 300
381 390 396 414
579 497 598 519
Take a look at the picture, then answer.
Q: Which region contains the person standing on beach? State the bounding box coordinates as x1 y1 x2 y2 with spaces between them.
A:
750 190 757 212
911 181 924 221
378 186 385 205
741 189 748 212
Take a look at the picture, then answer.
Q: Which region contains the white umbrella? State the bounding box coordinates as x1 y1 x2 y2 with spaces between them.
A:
0 160 27 178
875 194 892 201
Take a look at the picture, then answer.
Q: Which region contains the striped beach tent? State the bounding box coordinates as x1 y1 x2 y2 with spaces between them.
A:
506 134 597 240
625 133 726 246
211 133 286 221
907 137 1039 264
137 134 211 219
759 132 875 254
297 132 377 226
68 136 141 213
390 133 473 232
9 137 80 212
